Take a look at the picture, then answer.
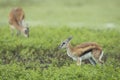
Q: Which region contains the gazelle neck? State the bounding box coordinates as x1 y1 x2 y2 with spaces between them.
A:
66 42 77 61
66 42 73 50
66 43 73 55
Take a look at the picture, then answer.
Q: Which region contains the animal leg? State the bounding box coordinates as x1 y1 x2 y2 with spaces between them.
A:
89 58 96 65
10 25 15 36
77 57 82 66
98 51 104 64
91 55 97 65
16 30 20 36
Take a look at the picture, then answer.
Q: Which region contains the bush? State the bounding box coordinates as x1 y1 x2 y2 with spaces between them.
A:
0 26 120 80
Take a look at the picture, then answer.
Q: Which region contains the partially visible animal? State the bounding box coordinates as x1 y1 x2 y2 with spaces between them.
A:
9 7 29 37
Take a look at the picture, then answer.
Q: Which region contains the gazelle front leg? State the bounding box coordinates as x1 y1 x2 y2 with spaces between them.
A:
16 30 20 36
77 57 82 66
91 55 97 65
89 57 96 65
10 25 15 36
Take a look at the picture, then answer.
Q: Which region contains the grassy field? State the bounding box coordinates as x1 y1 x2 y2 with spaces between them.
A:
0 0 120 80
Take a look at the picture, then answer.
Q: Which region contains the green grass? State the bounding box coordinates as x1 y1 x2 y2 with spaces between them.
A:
0 0 120 79
0 64 119 80
0 26 120 80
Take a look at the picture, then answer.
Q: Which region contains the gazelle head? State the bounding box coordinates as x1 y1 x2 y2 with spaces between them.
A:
59 36 73 49
22 23 29 38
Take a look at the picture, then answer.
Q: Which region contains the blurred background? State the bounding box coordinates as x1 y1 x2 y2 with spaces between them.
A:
0 0 120 29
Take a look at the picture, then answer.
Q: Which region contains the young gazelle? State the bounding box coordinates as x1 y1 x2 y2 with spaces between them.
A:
59 36 104 65
8 7 29 37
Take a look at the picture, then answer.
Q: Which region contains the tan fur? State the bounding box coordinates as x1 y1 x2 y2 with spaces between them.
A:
9 7 24 31
59 37 104 65
67 42 103 64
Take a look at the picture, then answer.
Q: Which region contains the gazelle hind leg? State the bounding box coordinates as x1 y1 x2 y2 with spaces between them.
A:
98 51 104 64
89 58 96 65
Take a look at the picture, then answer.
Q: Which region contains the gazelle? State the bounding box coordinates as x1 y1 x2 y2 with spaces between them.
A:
59 36 104 65
8 7 29 37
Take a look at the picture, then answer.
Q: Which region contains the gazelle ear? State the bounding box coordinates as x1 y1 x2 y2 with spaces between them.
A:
68 36 73 41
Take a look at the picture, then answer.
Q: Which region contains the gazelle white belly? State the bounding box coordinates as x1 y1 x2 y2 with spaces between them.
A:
67 49 93 61
80 52 92 60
